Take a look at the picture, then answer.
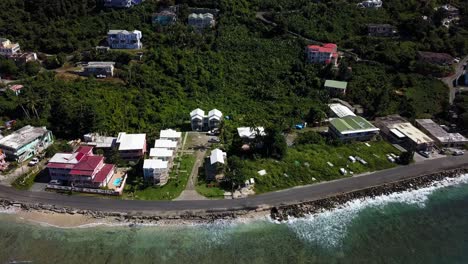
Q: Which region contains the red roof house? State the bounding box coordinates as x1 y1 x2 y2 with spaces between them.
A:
306 43 339 66
47 146 115 187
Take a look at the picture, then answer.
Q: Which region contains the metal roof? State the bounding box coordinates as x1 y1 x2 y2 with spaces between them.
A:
210 148 226 165
0 126 50 151
154 139 177 149
143 159 168 169
329 103 356 118
325 80 348 90
117 133 146 151
159 129 181 139
237 127 266 139
330 116 379 134
149 148 173 158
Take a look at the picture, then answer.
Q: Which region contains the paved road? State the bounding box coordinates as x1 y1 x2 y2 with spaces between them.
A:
1 155 467 215
442 55 468 104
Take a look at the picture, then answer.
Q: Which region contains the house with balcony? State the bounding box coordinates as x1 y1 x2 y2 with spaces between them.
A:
116 132 146 161
0 38 20 57
367 24 397 37
47 146 116 188
306 43 338 66
206 148 227 182
149 148 173 162
107 30 142 50
104 0 144 8
159 129 182 143
329 116 380 141
83 62 115 77
0 125 53 162
190 108 223 131
188 13 215 30
143 159 169 185
154 139 178 151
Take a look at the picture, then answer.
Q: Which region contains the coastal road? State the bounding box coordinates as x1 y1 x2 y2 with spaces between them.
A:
1 155 468 215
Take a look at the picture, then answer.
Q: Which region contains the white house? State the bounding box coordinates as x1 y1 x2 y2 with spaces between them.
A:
116 132 146 160
190 108 223 131
107 30 142 49
0 38 20 56
143 159 169 185
237 127 266 140
208 109 223 130
149 148 174 162
154 139 178 150
159 129 182 143
210 148 226 165
188 13 215 29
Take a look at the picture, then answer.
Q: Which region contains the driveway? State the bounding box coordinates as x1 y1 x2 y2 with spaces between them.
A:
441 55 468 104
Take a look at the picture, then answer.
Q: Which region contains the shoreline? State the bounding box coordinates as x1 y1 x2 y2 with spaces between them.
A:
0 167 468 228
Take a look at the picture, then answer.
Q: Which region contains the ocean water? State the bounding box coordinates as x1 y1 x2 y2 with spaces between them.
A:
1 175 468 264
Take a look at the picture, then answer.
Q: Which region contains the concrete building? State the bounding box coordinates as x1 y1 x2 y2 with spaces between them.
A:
358 0 383 8
143 159 169 185
116 133 146 161
375 115 434 151
149 148 173 162
154 139 177 151
328 116 380 141
306 43 338 66
0 38 20 57
152 10 177 26
415 119 468 148
9 52 37 64
237 127 266 140
47 146 115 188
367 24 396 37
83 62 115 77
325 80 347 96
159 129 182 143
210 148 226 165
107 30 142 50
190 108 223 131
83 133 117 150
0 125 53 161
328 103 356 118
188 13 215 29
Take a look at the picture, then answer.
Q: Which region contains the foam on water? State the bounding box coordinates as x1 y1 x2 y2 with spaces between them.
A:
284 173 468 248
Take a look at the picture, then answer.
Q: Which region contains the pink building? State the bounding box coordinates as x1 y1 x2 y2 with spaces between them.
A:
47 146 115 188
306 43 338 65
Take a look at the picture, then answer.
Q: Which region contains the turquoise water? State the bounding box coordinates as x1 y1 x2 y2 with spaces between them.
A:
1 176 468 263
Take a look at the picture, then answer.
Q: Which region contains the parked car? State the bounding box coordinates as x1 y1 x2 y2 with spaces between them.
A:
208 137 221 143
418 151 431 158
453 57 460 63
453 150 464 156
28 157 39 166
49 180 62 186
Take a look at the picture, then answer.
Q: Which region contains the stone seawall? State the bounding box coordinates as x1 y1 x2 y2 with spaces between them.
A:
270 168 468 221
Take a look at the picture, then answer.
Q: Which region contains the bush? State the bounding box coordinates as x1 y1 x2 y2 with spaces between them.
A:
295 131 325 145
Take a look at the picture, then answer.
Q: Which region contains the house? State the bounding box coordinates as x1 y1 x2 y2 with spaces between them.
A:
328 103 356 118
190 108 223 131
237 127 266 140
358 0 383 8
367 24 396 37
0 38 20 57
107 30 142 50
306 43 338 66
83 133 117 150
8 84 23 96
154 139 177 151
437 4 460 18
83 62 115 77
328 116 380 141
159 129 182 143
324 80 347 96
188 13 215 29
0 125 53 161
149 148 173 162
152 10 177 26
143 159 169 185
415 119 468 148
115 132 146 161
9 52 37 64
104 0 143 8
374 115 434 151
47 146 116 188
418 51 454 66
210 148 226 165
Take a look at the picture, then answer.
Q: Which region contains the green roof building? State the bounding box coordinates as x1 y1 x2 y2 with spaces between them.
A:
329 116 380 141
325 80 348 95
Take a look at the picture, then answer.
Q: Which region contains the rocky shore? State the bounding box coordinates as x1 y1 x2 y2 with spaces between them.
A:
0 167 467 226
270 168 468 221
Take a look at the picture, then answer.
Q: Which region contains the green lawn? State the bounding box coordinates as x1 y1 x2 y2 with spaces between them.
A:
239 140 401 194
12 169 42 190
122 154 196 200
195 183 225 199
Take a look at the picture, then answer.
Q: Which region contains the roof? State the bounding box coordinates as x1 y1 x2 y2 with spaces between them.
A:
0 126 50 150
210 148 226 165
188 13 214 19
418 51 453 63
116 133 146 151
93 164 115 183
415 119 468 144
160 129 181 139
149 148 173 158
390 128 406 139
307 43 337 53
389 122 433 144
85 62 115 67
154 139 177 149
325 80 348 90
190 108 205 119
108 29 141 35
208 109 223 120
143 159 168 169
9 85 23 92
329 103 356 118
329 116 379 134
83 133 116 148
237 127 266 139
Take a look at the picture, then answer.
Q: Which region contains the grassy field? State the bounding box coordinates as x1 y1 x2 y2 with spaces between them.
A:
239 140 401 194
195 183 225 199
122 154 196 200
